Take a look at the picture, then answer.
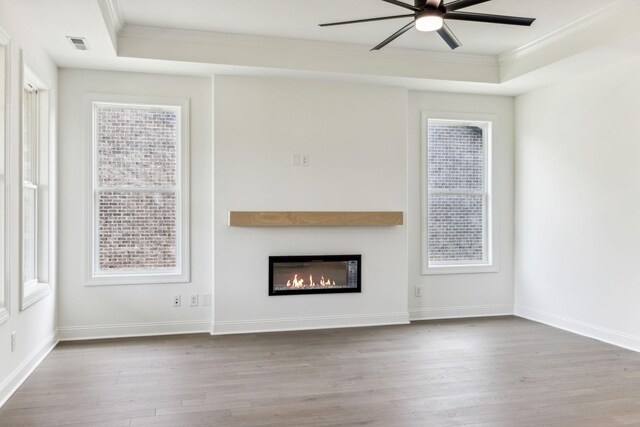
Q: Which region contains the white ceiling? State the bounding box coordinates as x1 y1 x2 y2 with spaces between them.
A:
119 0 610 55
8 0 639 96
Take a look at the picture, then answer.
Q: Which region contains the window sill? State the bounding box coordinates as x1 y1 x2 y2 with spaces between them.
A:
0 307 8 325
21 281 52 310
84 272 190 286
422 264 499 275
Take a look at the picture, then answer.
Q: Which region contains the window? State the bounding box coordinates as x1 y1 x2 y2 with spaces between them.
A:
86 96 189 285
23 84 37 286
20 58 52 310
0 39 7 323
423 116 495 274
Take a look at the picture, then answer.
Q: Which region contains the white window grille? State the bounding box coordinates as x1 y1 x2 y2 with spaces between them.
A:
86 96 189 285
423 117 496 274
20 58 52 310
22 84 38 287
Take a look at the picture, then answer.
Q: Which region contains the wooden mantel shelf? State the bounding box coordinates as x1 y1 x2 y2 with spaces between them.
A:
229 211 404 227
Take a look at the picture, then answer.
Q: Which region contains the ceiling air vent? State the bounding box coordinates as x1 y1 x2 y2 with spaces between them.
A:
67 36 89 51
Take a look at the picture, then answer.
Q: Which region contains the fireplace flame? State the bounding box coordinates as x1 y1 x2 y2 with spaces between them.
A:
285 273 337 288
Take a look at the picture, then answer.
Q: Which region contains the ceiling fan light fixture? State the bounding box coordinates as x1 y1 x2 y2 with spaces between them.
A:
415 12 443 32
319 0 536 51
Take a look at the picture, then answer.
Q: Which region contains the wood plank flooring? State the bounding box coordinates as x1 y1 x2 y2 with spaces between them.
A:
2 316 640 426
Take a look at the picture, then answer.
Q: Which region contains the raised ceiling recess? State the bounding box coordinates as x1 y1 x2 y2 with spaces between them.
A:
320 0 535 50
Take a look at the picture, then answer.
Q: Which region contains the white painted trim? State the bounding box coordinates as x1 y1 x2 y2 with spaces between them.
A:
97 0 124 53
18 50 54 310
20 281 51 310
20 52 51 90
211 312 410 335
422 264 499 275
19 52 53 311
103 0 124 32
515 305 640 353
499 0 638 65
58 320 210 341
420 111 500 275
210 77 216 327
0 30 10 319
409 305 513 321
83 93 190 286
0 332 58 409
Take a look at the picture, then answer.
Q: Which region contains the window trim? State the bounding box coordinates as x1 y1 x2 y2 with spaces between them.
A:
421 111 499 275
83 93 190 286
19 51 52 310
0 28 9 323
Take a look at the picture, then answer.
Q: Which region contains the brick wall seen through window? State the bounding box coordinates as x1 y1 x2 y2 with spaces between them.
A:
426 120 489 267
95 106 179 272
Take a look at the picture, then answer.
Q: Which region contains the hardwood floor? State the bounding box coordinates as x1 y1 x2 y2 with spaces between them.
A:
2 316 640 426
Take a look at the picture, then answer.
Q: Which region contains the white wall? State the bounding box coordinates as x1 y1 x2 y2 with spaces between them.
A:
57 73 517 338
407 91 515 320
57 69 212 339
213 76 409 334
514 57 640 351
0 0 58 406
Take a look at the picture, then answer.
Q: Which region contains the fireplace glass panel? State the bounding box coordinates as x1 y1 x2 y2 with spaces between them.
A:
269 255 361 295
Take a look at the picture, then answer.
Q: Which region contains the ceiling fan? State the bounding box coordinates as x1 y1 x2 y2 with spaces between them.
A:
319 0 536 51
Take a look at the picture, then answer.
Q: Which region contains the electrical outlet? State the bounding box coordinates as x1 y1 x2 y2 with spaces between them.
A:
301 154 310 167
189 294 199 307
11 331 16 352
173 295 181 307
415 286 422 297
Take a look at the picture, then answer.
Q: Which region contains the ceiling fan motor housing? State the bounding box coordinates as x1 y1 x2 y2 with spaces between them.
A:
415 0 447 11
319 0 536 51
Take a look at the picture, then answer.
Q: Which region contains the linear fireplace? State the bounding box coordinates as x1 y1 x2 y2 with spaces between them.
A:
269 255 361 296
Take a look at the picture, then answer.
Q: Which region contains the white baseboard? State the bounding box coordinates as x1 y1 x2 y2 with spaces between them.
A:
0 331 58 408
409 304 513 321
211 312 410 335
515 305 640 353
58 320 210 341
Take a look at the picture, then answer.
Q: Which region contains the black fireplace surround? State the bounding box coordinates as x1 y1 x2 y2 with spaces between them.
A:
269 255 361 296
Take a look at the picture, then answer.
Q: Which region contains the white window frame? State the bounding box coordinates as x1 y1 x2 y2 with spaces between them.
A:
22 85 38 287
19 52 52 310
422 111 499 275
0 29 9 323
84 94 190 286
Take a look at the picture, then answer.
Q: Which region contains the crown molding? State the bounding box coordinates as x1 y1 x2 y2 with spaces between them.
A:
499 0 638 65
97 0 124 53
101 0 124 32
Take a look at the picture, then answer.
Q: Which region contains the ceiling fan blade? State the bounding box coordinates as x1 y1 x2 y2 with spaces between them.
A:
445 11 535 26
444 0 492 12
371 21 415 51
320 14 414 27
381 0 421 12
437 23 461 49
